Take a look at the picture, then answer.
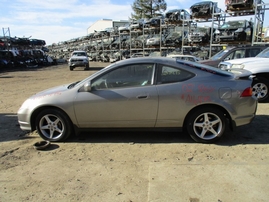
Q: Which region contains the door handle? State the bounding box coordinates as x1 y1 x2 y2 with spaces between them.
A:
137 95 148 99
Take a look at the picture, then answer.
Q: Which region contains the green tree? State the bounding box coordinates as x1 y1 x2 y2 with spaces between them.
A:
130 0 167 20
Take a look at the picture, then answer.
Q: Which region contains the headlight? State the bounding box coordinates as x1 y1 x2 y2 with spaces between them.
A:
219 64 228 70
231 64 244 69
235 28 244 33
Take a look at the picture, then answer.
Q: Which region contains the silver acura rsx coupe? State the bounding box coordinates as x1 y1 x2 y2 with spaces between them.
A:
17 57 257 143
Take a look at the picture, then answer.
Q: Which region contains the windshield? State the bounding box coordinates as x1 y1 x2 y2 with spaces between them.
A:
72 52 86 56
192 27 208 33
149 52 161 57
167 32 181 38
72 63 115 88
210 49 231 60
220 21 245 29
256 48 269 58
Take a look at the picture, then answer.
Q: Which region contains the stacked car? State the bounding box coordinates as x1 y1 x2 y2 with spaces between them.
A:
44 0 268 65
0 36 53 69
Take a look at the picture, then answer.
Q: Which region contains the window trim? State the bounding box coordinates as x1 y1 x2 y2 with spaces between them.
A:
91 62 156 90
155 63 195 85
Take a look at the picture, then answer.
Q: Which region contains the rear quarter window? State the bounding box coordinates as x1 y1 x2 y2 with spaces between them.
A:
157 65 195 84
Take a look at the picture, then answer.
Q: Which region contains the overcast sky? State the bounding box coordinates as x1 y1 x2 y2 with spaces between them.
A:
0 0 267 45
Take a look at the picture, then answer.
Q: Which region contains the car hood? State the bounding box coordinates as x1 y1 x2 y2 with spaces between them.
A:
19 84 73 111
70 56 87 60
223 57 269 65
30 84 70 99
220 57 269 74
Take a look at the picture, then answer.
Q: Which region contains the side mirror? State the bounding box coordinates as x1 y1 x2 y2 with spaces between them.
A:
84 81 92 92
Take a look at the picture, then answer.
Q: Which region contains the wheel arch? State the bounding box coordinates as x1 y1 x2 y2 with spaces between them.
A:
253 73 269 80
183 104 234 132
30 106 77 134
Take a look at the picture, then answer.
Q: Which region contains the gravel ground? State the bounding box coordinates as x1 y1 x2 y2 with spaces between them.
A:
0 62 269 202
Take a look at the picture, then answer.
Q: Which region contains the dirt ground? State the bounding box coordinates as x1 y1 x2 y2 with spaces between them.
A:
0 63 269 202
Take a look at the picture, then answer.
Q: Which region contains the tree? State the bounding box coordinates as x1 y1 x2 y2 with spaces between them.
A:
130 0 167 20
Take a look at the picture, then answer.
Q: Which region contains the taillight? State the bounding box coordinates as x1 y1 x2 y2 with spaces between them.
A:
241 87 253 97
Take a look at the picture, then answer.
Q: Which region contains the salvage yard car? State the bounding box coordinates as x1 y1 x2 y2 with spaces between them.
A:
166 54 201 62
218 47 269 103
165 9 191 24
225 0 261 15
214 20 253 43
190 1 221 19
17 57 257 143
199 45 267 67
188 27 211 44
68 50 90 71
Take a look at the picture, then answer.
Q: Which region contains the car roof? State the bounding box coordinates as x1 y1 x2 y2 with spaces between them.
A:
111 57 232 77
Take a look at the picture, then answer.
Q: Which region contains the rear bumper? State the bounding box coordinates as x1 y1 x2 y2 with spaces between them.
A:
232 99 257 128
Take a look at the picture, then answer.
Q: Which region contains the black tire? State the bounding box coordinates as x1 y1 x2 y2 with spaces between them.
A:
252 77 269 103
84 64 90 70
69 66 74 71
35 108 73 142
186 107 226 143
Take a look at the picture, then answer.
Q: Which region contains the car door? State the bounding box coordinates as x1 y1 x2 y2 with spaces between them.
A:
74 63 158 128
155 64 195 127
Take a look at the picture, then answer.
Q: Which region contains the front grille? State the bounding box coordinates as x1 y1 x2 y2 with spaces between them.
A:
71 59 83 62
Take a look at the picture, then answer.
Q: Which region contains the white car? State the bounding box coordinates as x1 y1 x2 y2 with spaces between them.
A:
68 51 89 71
218 47 269 103
167 54 201 62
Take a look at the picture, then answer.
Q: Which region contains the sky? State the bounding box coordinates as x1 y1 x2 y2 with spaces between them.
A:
1 0 268 45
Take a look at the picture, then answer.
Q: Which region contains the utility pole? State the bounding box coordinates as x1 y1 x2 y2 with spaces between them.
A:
2 27 11 51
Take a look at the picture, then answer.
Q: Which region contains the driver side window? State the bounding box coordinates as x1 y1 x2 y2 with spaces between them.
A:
91 63 154 90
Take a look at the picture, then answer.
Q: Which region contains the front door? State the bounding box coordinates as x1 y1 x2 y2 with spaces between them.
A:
74 63 158 128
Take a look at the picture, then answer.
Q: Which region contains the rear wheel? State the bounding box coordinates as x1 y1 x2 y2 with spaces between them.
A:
252 77 269 103
35 109 73 142
186 107 226 143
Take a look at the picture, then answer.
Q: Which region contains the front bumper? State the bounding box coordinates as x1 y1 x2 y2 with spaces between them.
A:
69 61 88 67
17 109 32 131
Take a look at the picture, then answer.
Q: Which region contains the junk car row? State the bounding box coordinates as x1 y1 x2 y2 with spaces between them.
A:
47 0 266 63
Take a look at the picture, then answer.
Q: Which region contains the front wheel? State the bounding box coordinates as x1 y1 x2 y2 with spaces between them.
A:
35 109 73 142
252 77 269 103
186 107 226 143
84 64 90 70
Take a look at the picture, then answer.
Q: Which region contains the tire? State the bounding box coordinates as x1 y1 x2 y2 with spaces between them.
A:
69 66 74 71
186 107 226 143
35 109 73 142
252 77 269 103
84 64 90 70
